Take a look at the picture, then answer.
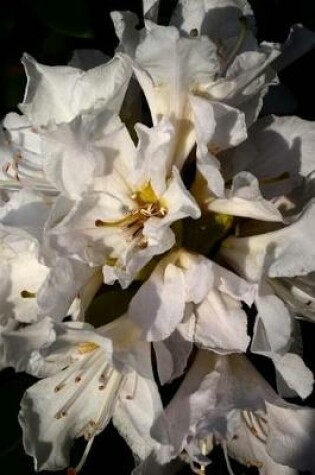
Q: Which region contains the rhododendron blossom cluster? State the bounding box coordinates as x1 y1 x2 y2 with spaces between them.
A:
1 1 315 474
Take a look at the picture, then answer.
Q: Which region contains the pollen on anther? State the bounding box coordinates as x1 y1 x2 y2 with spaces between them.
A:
95 219 104 227
54 384 64 393
55 410 67 420
75 376 82 383
20 290 36 298
190 28 199 37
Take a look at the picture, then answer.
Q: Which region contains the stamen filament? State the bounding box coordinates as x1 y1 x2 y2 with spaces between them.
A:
54 351 104 419
242 411 267 444
125 373 138 400
96 374 125 431
222 441 235 475
221 17 247 75
67 436 95 475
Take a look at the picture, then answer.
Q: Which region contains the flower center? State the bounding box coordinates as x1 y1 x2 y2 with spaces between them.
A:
95 181 167 249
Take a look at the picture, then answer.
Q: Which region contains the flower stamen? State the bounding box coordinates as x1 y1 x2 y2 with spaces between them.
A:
20 290 36 298
125 373 139 400
242 410 267 444
95 184 167 251
221 16 247 75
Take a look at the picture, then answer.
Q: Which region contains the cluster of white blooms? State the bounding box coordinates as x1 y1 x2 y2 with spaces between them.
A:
1 1 315 474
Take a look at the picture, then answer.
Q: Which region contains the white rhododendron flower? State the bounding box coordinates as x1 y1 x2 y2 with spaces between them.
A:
144 351 315 474
112 0 282 170
221 200 315 398
17 316 168 472
0 53 132 193
46 117 200 287
129 249 256 383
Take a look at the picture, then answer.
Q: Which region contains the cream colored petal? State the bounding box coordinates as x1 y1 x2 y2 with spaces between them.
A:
208 172 283 221
19 53 132 126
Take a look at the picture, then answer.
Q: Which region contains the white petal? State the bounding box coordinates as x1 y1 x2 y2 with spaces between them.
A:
221 199 315 281
143 0 159 21
111 11 140 57
209 44 279 102
253 287 293 356
0 317 55 371
1 113 53 192
172 0 246 36
273 353 314 400
190 95 247 196
157 350 222 461
222 114 315 198
113 373 169 461
0 228 49 324
19 53 132 126
129 261 186 341
268 200 315 278
42 112 115 198
19 357 123 470
133 119 174 193
194 290 250 353
180 251 214 303
215 262 257 306
273 24 315 72
191 95 247 151
208 172 283 221
228 412 298 475
153 331 193 384
135 23 219 106
0 188 52 241
158 352 277 463
134 22 220 169
161 167 201 223
37 258 100 320
266 402 315 473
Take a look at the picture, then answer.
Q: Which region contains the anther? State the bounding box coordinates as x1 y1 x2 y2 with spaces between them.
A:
20 290 36 298
54 384 65 393
55 410 67 420
190 28 199 38
125 374 138 400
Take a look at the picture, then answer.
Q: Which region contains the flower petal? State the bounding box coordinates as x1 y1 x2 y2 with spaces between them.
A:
19 53 132 126
228 411 297 474
272 353 314 400
37 258 101 321
266 402 315 473
0 317 55 371
129 261 186 341
208 172 283 221
194 290 250 353
113 372 169 461
19 358 123 470
153 331 193 384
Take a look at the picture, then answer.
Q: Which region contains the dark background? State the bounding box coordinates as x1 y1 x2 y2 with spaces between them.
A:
1 1 315 474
